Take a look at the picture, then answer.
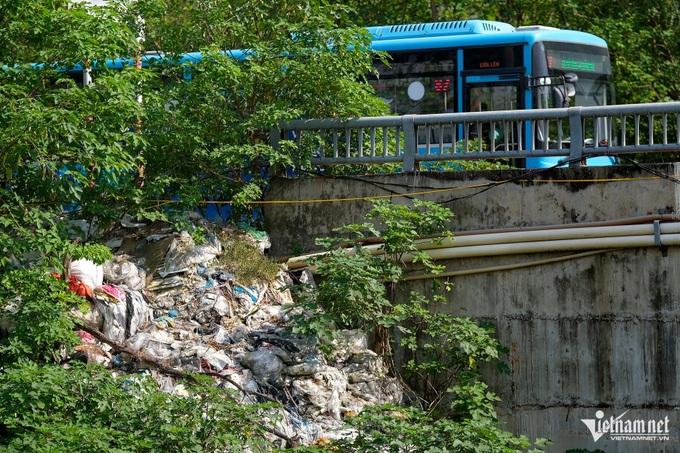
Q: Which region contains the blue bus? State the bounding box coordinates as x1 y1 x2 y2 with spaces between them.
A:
363 20 617 167
63 20 617 169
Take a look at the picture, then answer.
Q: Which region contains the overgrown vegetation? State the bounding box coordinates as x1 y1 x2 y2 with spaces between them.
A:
0 0 387 252
333 405 550 452
0 363 277 452
289 199 549 451
217 228 281 285
0 198 548 451
0 269 82 364
10 0 668 449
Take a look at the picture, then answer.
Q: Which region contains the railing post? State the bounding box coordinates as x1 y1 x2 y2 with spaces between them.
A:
402 115 416 172
568 107 584 166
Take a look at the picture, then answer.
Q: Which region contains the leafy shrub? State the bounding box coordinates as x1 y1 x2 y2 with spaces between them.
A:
331 405 550 453
0 362 276 452
0 269 82 364
287 199 547 450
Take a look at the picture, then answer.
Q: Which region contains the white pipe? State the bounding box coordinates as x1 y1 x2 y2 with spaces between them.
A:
286 222 680 269
401 233 680 263
413 222 680 250
297 234 674 275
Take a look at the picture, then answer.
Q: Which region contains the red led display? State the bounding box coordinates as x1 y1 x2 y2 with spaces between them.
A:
434 78 451 92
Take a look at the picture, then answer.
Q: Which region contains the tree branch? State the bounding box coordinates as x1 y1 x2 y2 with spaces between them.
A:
74 320 295 445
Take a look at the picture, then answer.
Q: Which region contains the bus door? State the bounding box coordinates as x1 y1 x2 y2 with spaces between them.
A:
461 72 524 152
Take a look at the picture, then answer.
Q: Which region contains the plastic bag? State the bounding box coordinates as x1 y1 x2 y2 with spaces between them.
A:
127 290 153 337
70 258 104 290
160 231 221 277
103 256 146 290
237 348 286 387
95 298 127 344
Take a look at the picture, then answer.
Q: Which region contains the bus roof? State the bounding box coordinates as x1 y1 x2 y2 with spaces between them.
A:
367 20 607 51
367 20 516 40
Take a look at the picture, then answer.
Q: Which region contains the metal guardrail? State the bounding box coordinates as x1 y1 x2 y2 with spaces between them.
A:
272 102 680 171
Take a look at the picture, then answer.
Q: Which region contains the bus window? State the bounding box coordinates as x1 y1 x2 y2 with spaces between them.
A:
368 49 456 115
537 41 614 109
463 45 523 72
465 83 520 151
531 41 617 158
468 85 518 112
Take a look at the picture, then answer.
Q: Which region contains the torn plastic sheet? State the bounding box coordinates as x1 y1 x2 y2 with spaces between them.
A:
200 292 232 317
277 409 324 446
128 329 180 362
211 325 232 344
127 291 154 337
234 285 260 306
237 348 286 387
196 346 236 371
96 299 127 344
291 368 347 420
92 289 154 343
159 231 221 277
103 256 146 291
147 276 184 292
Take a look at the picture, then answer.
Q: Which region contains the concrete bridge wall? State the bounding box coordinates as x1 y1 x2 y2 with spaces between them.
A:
263 164 680 452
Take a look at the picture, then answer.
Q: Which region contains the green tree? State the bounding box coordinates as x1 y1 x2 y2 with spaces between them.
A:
0 0 146 277
113 0 388 222
337 0 499 25
289 199 548 451
0 362 277 452
1 0 387 271
0 1 386 451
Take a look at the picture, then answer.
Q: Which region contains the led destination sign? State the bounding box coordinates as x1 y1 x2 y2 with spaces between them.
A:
546 49 606 73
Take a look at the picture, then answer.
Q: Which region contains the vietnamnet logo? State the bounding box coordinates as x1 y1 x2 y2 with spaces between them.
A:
581 410 670 442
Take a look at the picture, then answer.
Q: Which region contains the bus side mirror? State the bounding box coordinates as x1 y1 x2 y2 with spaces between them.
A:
564 72 578 97
564 73 578 84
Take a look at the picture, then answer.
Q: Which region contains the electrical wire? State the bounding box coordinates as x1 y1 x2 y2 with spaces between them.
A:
142 154 680 206
439 154 597 204
616 155 680 185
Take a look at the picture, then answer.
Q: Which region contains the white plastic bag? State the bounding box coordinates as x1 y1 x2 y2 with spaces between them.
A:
70 258 104 289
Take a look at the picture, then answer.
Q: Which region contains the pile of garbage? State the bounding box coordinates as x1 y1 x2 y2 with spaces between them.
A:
66 217 403 446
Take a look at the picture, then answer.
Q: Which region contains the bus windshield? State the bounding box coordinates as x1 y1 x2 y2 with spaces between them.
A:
541 41 614 108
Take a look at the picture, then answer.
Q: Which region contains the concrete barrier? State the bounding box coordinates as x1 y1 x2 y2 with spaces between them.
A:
263 163 680 452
